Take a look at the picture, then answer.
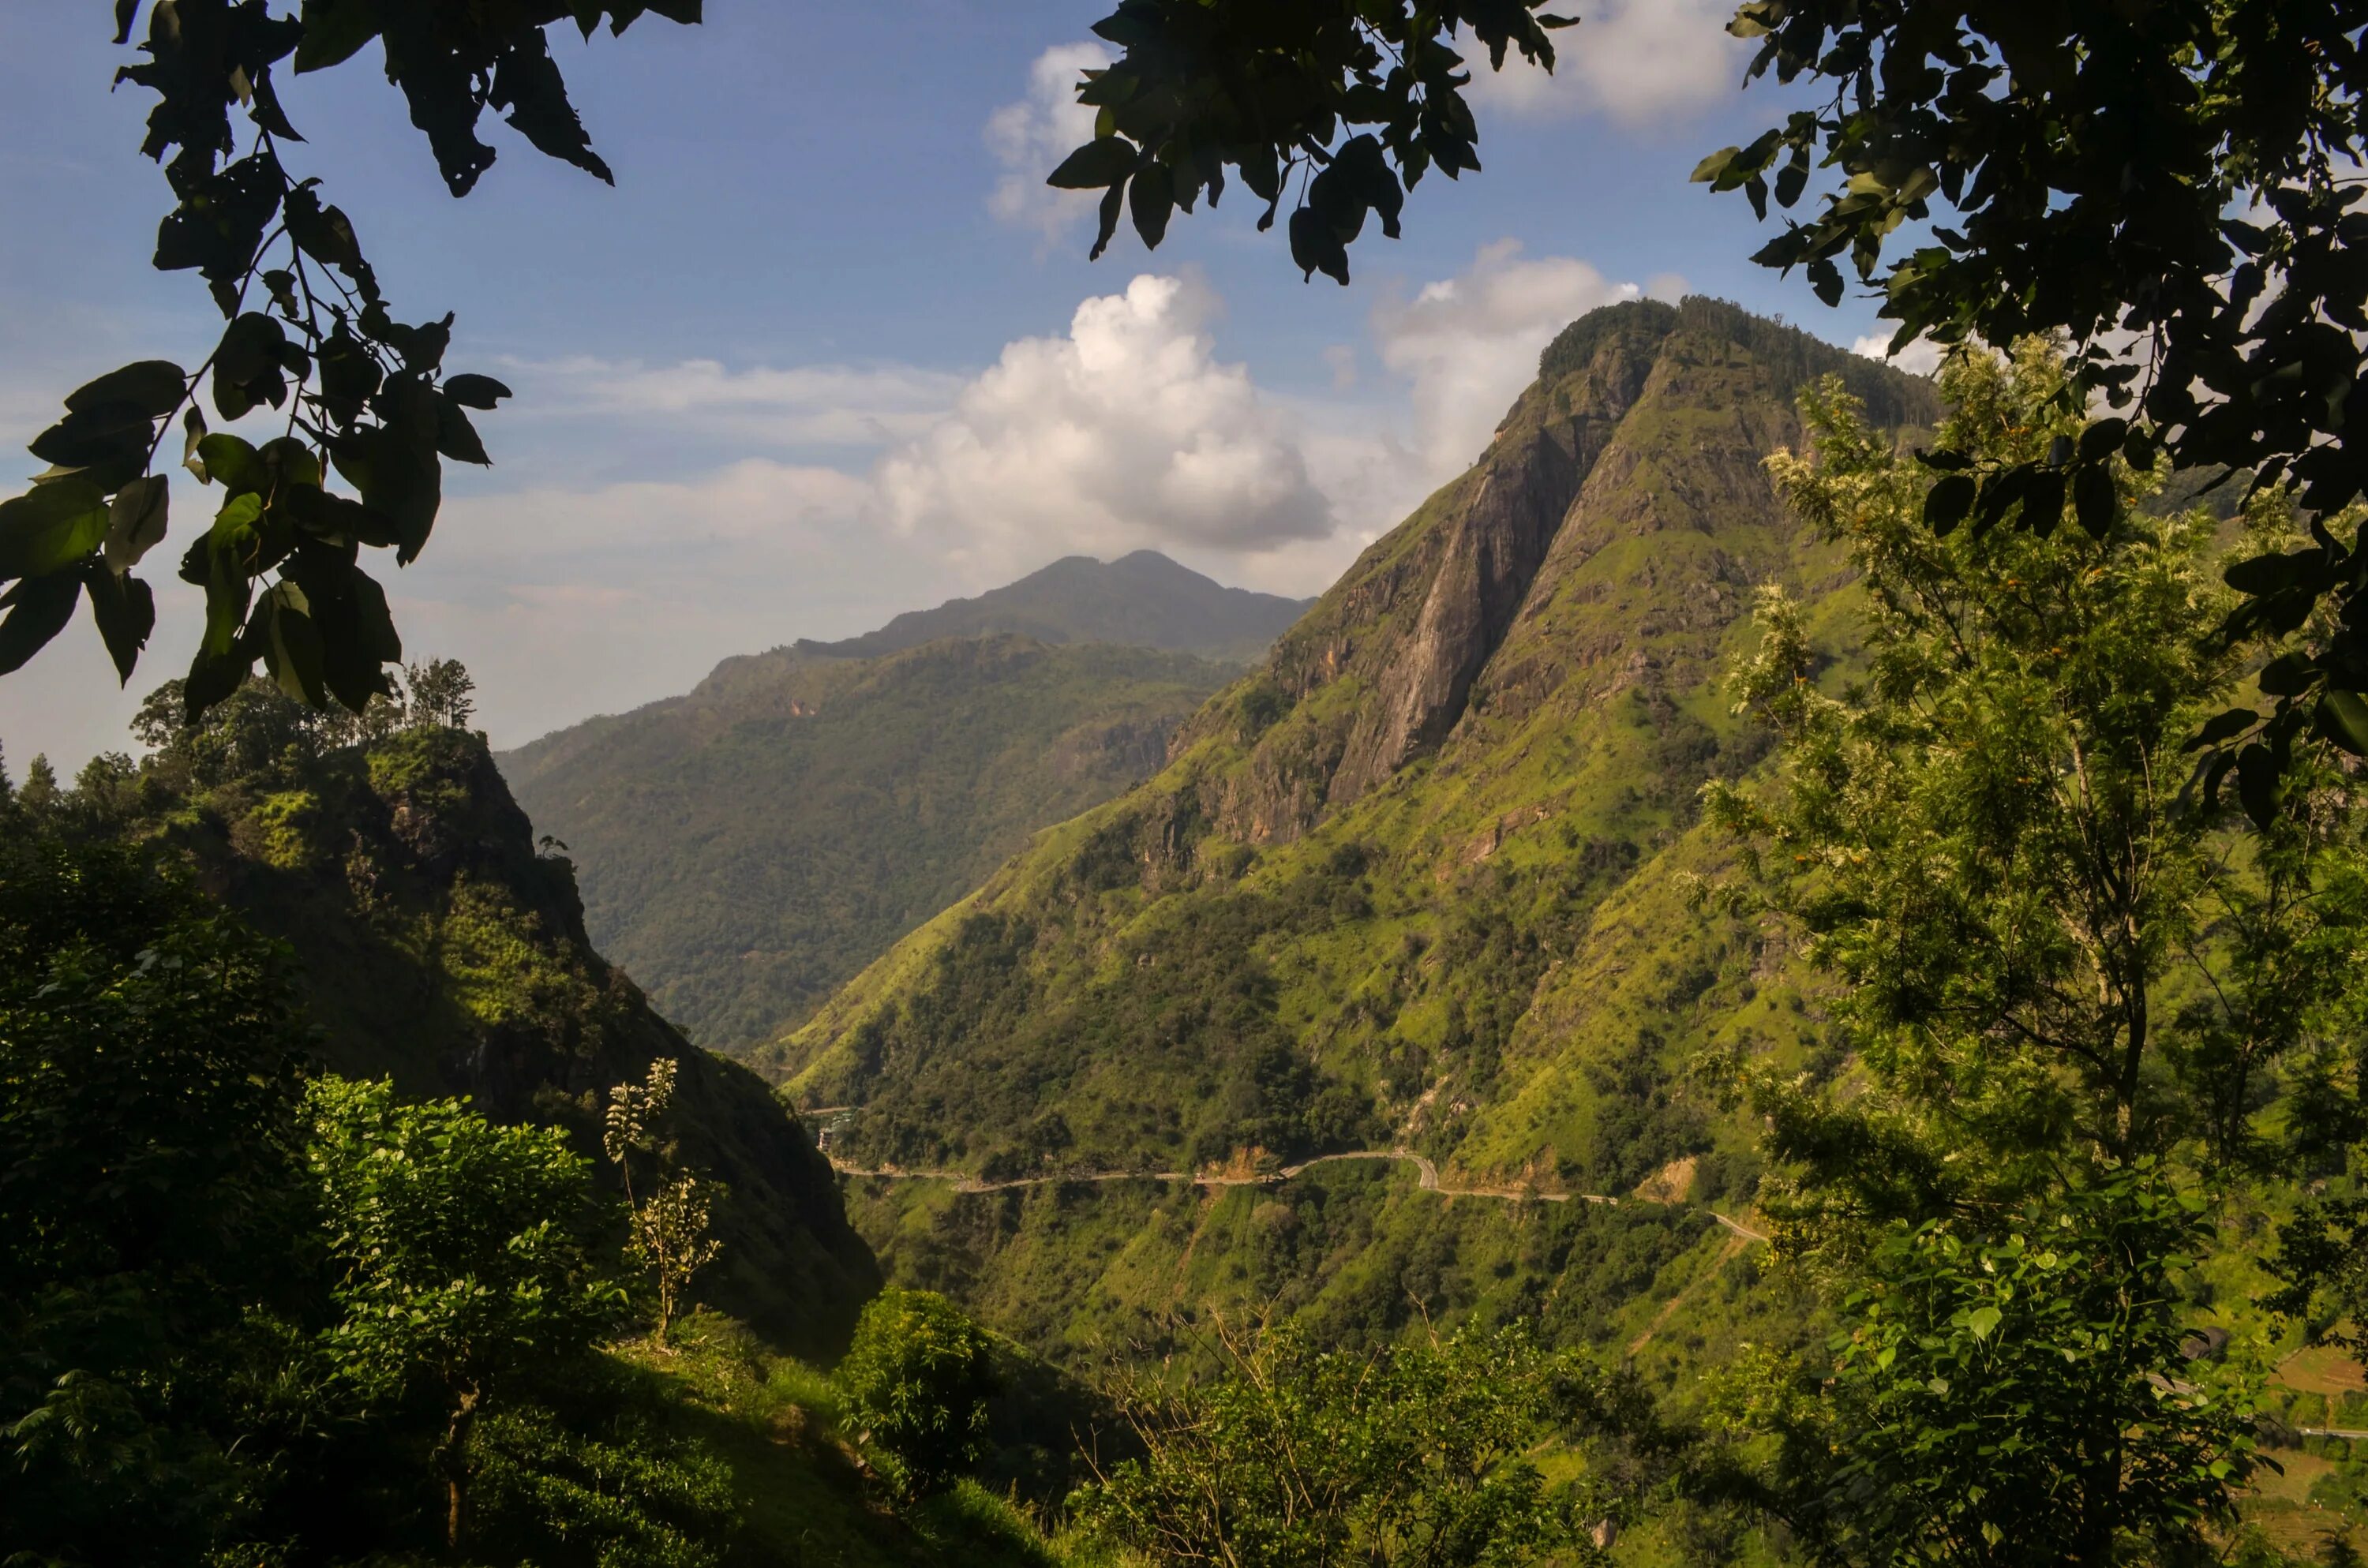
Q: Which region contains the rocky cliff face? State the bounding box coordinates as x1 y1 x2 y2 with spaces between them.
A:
1156 300 1933 853
770 299 1936 1189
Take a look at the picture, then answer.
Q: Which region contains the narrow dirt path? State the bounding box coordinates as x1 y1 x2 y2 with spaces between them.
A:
1628 1228 1754 1355
828 1148 1770 1240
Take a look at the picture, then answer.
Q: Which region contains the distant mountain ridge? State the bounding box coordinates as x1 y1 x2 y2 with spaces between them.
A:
500 552 1313 1056
791 550 1310 666
502 637 1238 1054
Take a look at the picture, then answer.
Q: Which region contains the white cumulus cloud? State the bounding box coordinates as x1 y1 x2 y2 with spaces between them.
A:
986 42 1114 243
1371 240 1643 480
875 274 1334 575
1471 0 1748 125
1851 331 1945 378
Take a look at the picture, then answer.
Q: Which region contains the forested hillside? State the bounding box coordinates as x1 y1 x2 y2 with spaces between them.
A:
773 298 1931 1192
40 688 879 1355
504 635 1236 1051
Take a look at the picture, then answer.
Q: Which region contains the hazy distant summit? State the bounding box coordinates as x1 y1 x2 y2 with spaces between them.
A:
796 550 1310 666
499 547 1302 1052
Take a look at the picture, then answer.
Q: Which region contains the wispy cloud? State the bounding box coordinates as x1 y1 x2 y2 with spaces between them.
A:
1372 239 1642 480
985 42 1113 245
498 355 965 449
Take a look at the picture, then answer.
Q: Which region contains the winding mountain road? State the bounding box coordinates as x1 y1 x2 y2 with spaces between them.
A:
827 1147 1770 1243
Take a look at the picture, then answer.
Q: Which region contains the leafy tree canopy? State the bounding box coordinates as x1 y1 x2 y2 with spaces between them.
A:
0 2 697 721
0 836 316 1562
1686 343 2368 1561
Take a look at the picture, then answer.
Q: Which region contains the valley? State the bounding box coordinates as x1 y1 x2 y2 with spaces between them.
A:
511 298 2368 1560
13 298 2366 1566
14 6 2368 1563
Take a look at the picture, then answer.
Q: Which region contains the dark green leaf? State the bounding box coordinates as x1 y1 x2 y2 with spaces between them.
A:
199 494 263 657
215 312 286 387
29 403 154 471
1290 206 1350 286
65 359 187 419
2184 707 2258 753
2235 743 2280 829
1049 137 1141 190
287 547 402 709
83 560 155 684
294 0 380 72
106 475 170 571
280 483 401 548
442 373 511 410
2019 469 2066 536
489 31 615 184
183 640 257 723
436 397 492 466
2072 464 2115 538
1091 181 1125 261
2316 689 2368 756
197 434 264 497
0 480 110 582
1808 256 1843 307
259 582 329 706
1924 473 1976 534
1129 160 1175 249
283 185 364 270
1690 146 1741 184
2224 550 2322 597
1972 466 2029 537
2258 651 2319 698
0 571 82 675
2076 417 2129 464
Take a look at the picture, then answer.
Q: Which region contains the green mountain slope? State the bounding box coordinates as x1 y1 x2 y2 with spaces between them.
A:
503 636 1236 1052
81 719 880 1357
768 298 1937 1205
796 548 1310 664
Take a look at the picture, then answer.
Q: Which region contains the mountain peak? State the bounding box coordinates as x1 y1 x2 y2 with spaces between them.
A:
770 298 1945 1185
792 551 1309 665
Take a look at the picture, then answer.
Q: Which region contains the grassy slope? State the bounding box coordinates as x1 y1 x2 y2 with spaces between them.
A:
503 637 1235 1053
605 1313 1115 1568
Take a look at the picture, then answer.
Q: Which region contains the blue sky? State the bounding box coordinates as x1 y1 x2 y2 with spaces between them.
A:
0 0 1915 770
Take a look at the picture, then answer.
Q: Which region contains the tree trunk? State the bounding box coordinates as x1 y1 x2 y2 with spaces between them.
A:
438 1383 481 1551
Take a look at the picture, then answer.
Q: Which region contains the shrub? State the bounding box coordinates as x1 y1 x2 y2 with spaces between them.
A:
835 1289 998 1496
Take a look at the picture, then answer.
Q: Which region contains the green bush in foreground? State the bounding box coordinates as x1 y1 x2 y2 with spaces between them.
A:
1073 1320 1583 1568
837 1288 999 1497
